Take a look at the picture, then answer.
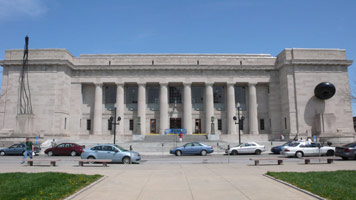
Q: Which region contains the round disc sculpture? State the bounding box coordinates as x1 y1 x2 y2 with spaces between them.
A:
314 82 336 100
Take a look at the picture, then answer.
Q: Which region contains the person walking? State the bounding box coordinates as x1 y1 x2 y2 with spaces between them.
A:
21 137 33 164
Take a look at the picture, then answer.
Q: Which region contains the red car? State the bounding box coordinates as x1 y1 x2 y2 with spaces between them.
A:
45 143 85 156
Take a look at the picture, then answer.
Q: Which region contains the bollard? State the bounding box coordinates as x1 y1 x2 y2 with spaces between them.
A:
129 145 133 164
227 144 230 164
162 143 164 157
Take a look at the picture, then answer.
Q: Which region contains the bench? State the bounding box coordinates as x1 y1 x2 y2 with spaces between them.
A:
26 159 60 167
249 157 287 166
78 159 112 167
302 157 335 164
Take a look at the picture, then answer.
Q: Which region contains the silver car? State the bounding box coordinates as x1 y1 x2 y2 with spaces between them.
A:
226 142 265 155
281 142 335 158
81 144 141 164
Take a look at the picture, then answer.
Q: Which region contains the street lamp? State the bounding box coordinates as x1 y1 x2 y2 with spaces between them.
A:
211 116 215 135
233 103 245 144
109 107 121 144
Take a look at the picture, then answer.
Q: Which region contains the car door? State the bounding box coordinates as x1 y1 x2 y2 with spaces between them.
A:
192 142 203 154
239 143 249 154
15 144 26 155
6 144 17 155
93 145 106 159
103 145 115 160
55 144 65 155
247 143 257 153
183 143 194 154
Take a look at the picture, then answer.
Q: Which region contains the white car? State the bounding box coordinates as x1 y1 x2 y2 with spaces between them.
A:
281 142 335 158
226 142 265 155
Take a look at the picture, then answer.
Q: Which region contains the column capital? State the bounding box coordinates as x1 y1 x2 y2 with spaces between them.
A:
248 82 257 86
205 82 214 87
160 82 168 86
115 82 124 86
138 83 146 86
226 82 235 87
94 82 103 86
183 82 192 86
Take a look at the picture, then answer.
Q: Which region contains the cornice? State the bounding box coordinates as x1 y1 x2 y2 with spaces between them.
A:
275 59 353 69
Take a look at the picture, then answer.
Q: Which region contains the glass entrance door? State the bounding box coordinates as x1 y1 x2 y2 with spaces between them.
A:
150 119 157 133
170 118 182 129
195 119 201 133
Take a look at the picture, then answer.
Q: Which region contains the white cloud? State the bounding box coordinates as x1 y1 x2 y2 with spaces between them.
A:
0 0 47 21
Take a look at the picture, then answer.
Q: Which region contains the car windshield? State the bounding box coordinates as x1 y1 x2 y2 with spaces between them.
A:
113 145 128 151
282 141 293 146
287 143 300 147
343 143 356 148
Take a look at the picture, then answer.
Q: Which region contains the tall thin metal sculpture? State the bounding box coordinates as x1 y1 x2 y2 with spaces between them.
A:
18 35 33 114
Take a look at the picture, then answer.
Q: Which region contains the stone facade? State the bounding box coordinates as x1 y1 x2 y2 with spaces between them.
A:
0 48 354 142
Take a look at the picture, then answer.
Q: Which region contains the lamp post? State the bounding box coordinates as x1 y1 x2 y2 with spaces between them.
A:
233 103 245 144
109 107 121 144
211 116 215 135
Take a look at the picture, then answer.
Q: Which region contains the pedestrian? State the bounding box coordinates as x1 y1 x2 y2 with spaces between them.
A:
51 139 56 148
280 134 285 140
21 137 33 164
179 132 183 142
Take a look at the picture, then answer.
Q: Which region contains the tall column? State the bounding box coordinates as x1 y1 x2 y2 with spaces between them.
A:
93 83 103 135
159 83 169 135
249 83 259 135
184 83 192 135
137 83 146 135
116 83 124 135
205 83 214 134
227 83 236 134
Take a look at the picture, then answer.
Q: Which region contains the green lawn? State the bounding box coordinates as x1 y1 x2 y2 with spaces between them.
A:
0 172 102 200
267 170 356 200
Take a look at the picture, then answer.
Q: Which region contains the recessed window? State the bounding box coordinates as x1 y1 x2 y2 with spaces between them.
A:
260 119 265 131
218 119 222 130
129 119 134 130
192 86 204 104
126 86 138 104
284 118 287 129
105 85 116 104
235 86 246 110
169 87 182 104
87 119 91 131
213 86 224 103
148 86 159 104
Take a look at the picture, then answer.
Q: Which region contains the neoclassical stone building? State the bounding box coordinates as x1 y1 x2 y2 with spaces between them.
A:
0 48 355 142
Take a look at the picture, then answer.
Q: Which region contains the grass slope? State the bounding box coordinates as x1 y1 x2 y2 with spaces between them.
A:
267 170 356 200
0 172 102 200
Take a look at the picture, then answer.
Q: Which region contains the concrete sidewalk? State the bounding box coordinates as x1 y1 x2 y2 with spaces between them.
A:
2 161 356 200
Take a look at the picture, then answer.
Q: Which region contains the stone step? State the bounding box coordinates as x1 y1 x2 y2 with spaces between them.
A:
143 135 209 143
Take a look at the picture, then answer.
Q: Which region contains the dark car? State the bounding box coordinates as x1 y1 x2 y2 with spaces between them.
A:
170 142 214 156
335 142 356 160
0 143 41 156
45 143 84 156
271 141 294 154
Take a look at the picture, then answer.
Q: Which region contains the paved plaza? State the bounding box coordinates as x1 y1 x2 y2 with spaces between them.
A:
1 155 356 200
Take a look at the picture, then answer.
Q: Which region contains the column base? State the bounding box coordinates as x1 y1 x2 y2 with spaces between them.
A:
132 135 145 141
207 134 220 141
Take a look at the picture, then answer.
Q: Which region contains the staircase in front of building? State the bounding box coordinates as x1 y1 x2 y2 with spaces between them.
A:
143 135 209 143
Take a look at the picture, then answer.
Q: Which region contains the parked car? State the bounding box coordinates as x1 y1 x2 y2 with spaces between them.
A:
271 141 294 154
170 142 214 156
45 143 85 156
80 144 141 164
281 142 335 158
0 143 41 156
335 142 356 160
226 142 265 155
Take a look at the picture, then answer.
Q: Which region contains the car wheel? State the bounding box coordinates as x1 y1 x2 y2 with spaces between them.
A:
295 151 303 158
231 150 238 155
70 151 77 156
341 157 348 160
122 156 131 164
0 151 5 156
175 150 182 156
201 150 207 156
326 150 334 156
255 149 262 155
87 156 96 164
48 151 54 156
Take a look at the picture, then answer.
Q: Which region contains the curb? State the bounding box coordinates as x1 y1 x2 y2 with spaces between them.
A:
64 176 106 200
263 174 326 200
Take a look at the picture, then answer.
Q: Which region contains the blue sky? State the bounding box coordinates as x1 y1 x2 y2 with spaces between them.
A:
0 0 355 116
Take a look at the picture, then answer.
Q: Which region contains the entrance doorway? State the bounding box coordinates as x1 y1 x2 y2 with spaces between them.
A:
170 118 182 129
195 119 201 133
150 119 157 133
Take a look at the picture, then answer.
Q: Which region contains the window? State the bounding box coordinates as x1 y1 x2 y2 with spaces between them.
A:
260 119 265 131
87 119 91 130
239 119 244 130
126 86 138 104
105 85 116 104
192 86 203 104
91 146 103 151
213 86 224 103
129 119 134 130
284 118 287 129
169 87 182 104
218 119 222 130
103 146 115 151
57 144 65 148
235 86 246 110
108 119 112 130
64 118 67 129
148 86 159 104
